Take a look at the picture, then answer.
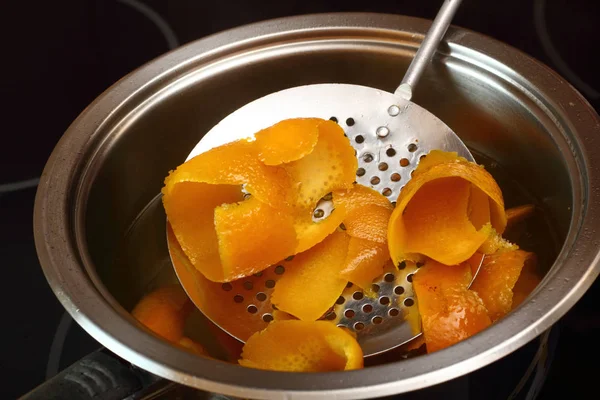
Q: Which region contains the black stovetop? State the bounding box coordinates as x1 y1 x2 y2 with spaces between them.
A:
2 0 599 399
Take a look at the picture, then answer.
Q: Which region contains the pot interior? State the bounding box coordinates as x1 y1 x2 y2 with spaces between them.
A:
81 26 572 368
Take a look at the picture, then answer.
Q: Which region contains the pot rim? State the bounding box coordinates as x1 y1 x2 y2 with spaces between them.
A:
34 12 600 399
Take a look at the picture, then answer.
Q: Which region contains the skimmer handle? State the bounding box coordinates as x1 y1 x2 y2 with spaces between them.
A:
395 0 463 101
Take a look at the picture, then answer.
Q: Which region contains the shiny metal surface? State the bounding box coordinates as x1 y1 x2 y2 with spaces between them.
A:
397 0 463 100
180 84 473 356
33 13 600 400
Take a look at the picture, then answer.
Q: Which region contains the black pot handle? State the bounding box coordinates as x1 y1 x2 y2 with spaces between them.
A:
19 348 162 400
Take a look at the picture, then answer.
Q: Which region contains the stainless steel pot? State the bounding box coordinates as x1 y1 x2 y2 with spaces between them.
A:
33 13 600 399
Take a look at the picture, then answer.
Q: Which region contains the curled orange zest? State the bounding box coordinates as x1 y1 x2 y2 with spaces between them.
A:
334 184 394 211
341 237 389 290
254 118 320 165
214 196 297 281
239 320 363 371
163 118 358 282
162 183 243 282
294 205 347 254
271 230 350 321
334 185 394 288
412 259 491 353
388 150 507 267
284 120 357 209
413 149 469 175
163 139 291 210
470 250 535 321
343 203 392 244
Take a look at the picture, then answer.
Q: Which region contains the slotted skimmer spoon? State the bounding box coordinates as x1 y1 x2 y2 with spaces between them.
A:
169 0 478 357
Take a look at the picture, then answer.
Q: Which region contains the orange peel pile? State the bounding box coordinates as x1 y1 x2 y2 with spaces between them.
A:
162 118 357 282
159 117 544 370
272 186 393 319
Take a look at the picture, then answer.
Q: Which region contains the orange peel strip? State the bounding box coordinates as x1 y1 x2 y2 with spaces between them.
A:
470 250 537 320
512 257 541 309
214 196 297 281
388 150 507 267
334 184 394 211
163 139 292 211
162 182 243 282
294 204 347 254
239 320 363 371
395 177 490 265
414 150 469 176
271 230 350 321
335 185 394 245
254 118 321 165
332 185 393 287
341 237 389 290
343 203 392 244
284 120 357 209
412 259 491 353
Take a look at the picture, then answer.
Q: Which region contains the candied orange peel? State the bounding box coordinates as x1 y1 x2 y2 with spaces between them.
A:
283 120 357 208
162 118 357 282
334 185 394 289
470 250 537 321
253 118 321 165
214 196 297 281
388 150 508 267
412 259 491 353
271 231 350 321
239 320 363 372
272 186 393 318
397 152 542 353
341 237 390 291
162 114 544 364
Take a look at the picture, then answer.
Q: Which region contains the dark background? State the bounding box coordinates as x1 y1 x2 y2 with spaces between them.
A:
1 0 599 399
